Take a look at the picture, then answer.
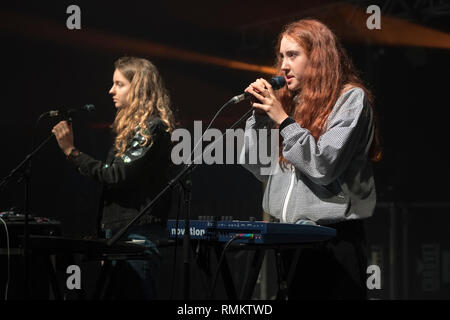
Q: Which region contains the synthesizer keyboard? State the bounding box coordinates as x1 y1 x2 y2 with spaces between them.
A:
167 219 336 244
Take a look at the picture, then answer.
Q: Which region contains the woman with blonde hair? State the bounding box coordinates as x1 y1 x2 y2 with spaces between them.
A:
52 56 175 299
242 19 382 299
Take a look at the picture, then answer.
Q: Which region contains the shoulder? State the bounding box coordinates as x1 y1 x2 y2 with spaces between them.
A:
335 86 370 116
143 117 169 136
327 86 370 127
339 86 366 105
127 118 166 147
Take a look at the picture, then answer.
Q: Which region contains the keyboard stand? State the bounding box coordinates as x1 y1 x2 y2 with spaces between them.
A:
239 249 265 299
213 243 318 300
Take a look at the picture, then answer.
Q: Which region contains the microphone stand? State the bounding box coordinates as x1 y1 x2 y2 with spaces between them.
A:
107 100 255 300
1 111 77 298
178 174 192 300
0 132 55 298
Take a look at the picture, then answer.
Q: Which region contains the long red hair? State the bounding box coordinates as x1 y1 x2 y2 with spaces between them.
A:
275 19 382 165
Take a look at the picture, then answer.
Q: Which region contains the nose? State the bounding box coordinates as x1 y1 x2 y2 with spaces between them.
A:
109 85 115 95
281 58 289 72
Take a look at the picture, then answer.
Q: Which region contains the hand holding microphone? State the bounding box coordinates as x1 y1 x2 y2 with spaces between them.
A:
52 121 75 156
232 76 285 104
244 76 289 126
49 104 94 156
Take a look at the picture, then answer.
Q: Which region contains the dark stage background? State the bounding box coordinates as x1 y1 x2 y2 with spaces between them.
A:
0 0 449 300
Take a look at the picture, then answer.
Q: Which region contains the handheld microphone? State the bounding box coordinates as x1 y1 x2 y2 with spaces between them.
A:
231 76 286 104
47 104 96 117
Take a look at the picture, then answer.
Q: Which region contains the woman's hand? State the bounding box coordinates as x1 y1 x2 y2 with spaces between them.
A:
244 78 289 125
52 121 75 156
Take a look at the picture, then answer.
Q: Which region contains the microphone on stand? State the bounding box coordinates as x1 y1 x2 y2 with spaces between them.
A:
46 104 96 117
231 76 286 104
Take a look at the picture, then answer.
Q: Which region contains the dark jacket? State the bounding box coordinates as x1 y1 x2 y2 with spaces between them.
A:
70 118 173 232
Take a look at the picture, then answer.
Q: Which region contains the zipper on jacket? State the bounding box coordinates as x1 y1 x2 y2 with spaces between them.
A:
281 167 296 223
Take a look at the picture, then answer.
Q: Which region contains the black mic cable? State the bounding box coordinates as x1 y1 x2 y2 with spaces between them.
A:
208 233 254 299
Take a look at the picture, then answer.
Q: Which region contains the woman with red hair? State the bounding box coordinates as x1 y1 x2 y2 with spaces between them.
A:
242 19 381 299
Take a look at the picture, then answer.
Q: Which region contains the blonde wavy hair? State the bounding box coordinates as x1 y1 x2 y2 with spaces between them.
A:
112 56 175 157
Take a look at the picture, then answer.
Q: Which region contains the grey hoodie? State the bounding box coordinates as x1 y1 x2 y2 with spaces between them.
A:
240 87 376 225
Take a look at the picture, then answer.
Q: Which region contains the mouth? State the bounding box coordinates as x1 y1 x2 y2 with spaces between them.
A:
285 75 295 83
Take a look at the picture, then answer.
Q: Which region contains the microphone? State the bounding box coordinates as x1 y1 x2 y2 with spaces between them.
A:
47 104 96 117
231 76 286 104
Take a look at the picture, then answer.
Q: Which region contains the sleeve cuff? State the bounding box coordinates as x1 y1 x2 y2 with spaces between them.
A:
279 117 296 131
69 151 88 168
